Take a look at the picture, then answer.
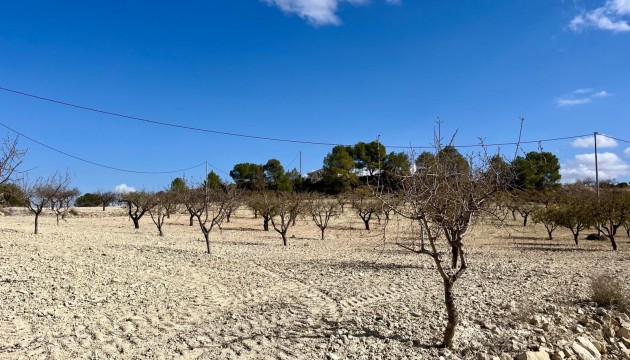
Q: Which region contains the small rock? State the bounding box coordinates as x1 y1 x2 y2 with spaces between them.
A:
515 351 550 360
571 342 598 360
575 336 601 359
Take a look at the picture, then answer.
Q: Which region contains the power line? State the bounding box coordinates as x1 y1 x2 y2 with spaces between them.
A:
0 121 208 175
0 86 347 147
0 85 596 149
599 133 630 145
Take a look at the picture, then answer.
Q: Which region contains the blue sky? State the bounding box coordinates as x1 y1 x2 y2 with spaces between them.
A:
1 0 629 192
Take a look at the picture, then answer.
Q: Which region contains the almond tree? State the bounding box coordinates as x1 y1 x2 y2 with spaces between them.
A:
593 189 630 251
351 188 380 231
532 206 560 240
0 135 26 185
307 193 340 240
121 191 156 229
248 191 274 231
554 187 595 245
148 191 178 237
17 172 72 234
383 135 512 349
267 191 303 246
94 190 118 211
185 185 239 254
51 187 80 225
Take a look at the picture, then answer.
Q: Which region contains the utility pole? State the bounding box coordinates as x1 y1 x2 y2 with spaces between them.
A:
594 132 600 200
299 151 302 178
376 135 381 191
205 161 208 218
594 132 600 236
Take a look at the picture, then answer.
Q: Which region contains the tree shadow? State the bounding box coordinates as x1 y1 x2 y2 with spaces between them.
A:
512 242 604 252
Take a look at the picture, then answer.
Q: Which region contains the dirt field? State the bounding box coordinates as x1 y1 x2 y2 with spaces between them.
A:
1 207 629 359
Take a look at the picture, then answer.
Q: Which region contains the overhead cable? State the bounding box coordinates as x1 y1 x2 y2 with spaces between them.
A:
0 86 597 149
0 121 207 175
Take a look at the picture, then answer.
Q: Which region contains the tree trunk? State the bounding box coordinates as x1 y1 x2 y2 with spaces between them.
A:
102 203 106 211
572 231 579 246
189 213 194 226
321 228 325 240
204 231 211 254
442 279 458 349
610 236 618 251
282 233 287 246
546 228 553 240
132 217 140 229
158 226 163 237
451 245 459 268
511 209 516 220
56 213 60 226
34 213 39 234
362 218 370 231
263 217 270 231
523 213 528 226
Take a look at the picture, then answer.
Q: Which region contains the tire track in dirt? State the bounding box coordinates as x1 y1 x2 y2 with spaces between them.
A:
0 316 33 358
339 281 424 314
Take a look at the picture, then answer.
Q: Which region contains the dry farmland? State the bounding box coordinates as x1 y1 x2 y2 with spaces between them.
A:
1 207 629 359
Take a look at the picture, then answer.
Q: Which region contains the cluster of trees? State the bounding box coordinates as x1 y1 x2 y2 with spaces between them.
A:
506 186 630 250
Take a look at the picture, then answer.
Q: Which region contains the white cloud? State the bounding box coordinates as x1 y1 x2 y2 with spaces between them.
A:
114 184 136 194
556 97 592 107
625 147 630 158
561 152 630 183
573 88 594 94
570 0 630 33
556 88 611 107
571 134 618 148
261 0 397 26
592 90 611 97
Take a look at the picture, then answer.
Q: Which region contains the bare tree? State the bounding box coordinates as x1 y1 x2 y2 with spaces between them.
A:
593 188 630 251
148 191 178 237
267 192 303 246
248 191 274 231
0 135 26 185
383 134 512 349
554 187 595 245
532 206 560 240
351 188 381 231
95 190 118 211
120 191 156 229
307 193 340 240
185 186 239 254
52 187 80 225
17 172 72 234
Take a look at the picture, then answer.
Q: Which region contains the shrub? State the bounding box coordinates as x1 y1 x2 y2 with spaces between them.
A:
591 274 629 312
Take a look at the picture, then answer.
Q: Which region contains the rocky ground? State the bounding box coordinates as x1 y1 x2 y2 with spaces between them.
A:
1 207 629 359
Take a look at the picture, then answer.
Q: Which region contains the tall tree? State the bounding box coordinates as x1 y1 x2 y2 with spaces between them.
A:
322 145 357 193
352 141 386 176
512 151 561 191
206 171 223 190
230 163 265 190
263 159 292 191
